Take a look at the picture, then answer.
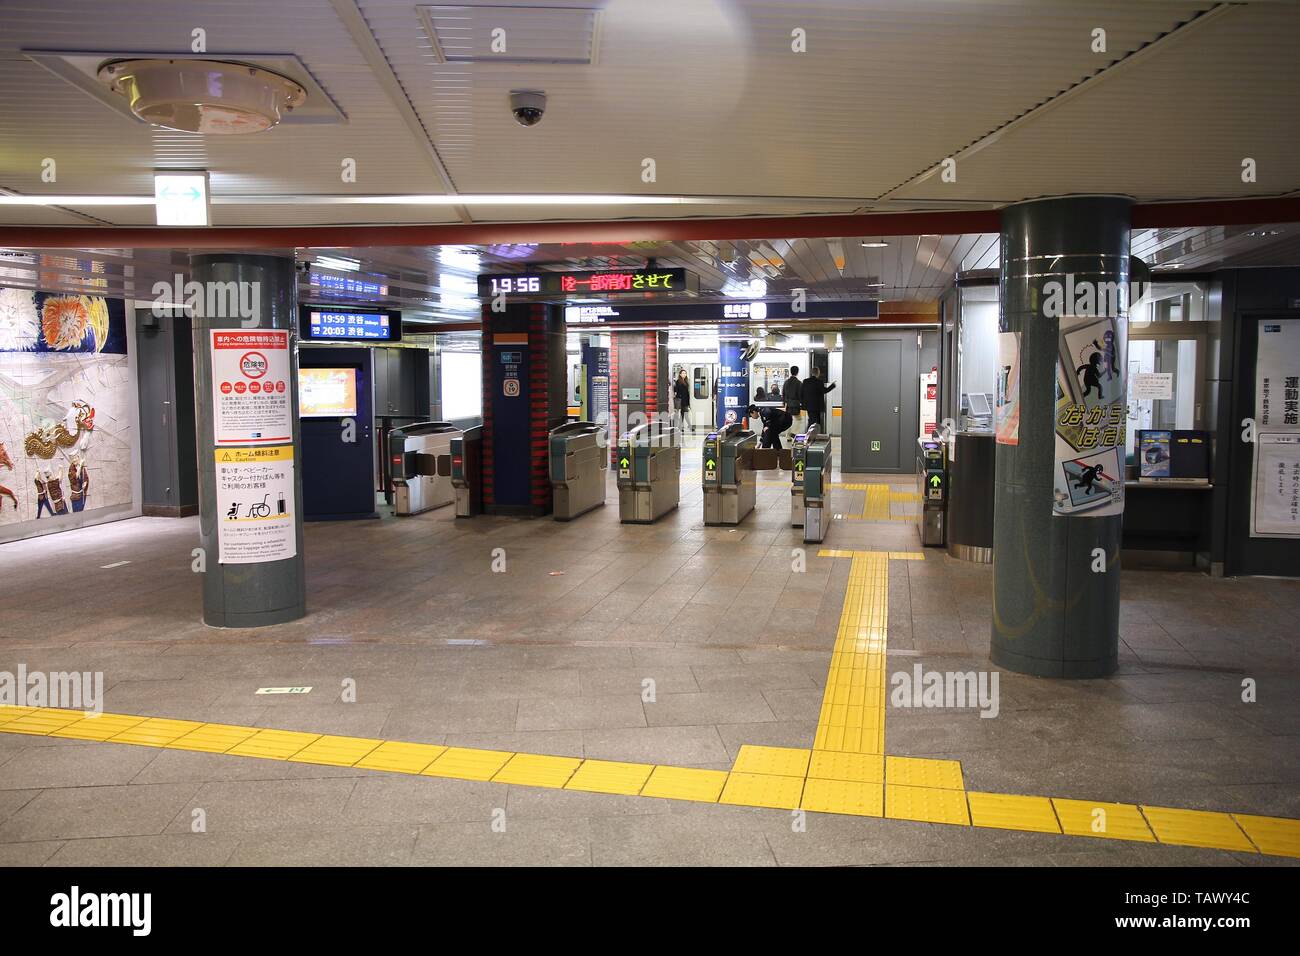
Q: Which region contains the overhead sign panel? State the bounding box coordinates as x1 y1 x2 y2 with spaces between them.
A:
300 306 401 342
478 268 697 299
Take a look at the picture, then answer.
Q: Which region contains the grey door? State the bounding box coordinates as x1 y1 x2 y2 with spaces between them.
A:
843 331 919 473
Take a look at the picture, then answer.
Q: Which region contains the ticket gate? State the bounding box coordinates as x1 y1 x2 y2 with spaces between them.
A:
791 427 833 543
550 421 607 520
450 425 483 518
616 420 680 523
390 421 460 515
917 437 947 546
702 423 757 526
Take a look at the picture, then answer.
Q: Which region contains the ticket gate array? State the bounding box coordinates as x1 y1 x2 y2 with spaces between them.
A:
389 421 460 515
616 421 680 523
550 421 607 520
791 426 833 543
917 437 947 546
450 425 483 518
702 423 757 526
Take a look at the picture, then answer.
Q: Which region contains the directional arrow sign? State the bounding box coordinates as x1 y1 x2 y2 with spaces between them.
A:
795 461 805 472
929 474 942 487
706 458 716 470
619 456 630 469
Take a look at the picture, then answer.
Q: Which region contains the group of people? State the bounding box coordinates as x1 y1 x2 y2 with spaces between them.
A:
749 365 836 449
671 364 836 450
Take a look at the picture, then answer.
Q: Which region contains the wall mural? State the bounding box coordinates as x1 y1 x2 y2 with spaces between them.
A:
0 287 134 535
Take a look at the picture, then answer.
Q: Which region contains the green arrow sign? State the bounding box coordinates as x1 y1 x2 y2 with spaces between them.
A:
706 458 716 470
795 461 805 472
929 474 942 487
620 457 630 469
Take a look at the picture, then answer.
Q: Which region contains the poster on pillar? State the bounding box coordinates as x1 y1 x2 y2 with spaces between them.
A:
210 330 293 446
581 343 609 429
995 331 1020 445
1249 319 1300 538
215 445 296 563
1053 314 1126 516
717 339 750 428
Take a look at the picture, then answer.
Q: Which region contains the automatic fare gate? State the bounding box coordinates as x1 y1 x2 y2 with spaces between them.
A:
550 421 607 520
702 423 757 526
616 420 680 523
791 426 833 543
450 425 483 517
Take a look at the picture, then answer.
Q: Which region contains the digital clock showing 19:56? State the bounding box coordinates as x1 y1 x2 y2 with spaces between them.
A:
477 268 696 298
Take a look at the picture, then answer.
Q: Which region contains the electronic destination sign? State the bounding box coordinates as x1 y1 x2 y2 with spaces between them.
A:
477 268 697 299
299 306 402 343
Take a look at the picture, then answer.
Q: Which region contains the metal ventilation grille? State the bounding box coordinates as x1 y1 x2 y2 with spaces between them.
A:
418 4 599 64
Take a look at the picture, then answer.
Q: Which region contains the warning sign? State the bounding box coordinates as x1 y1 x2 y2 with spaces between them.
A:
211 329 293 445
215 445 296 564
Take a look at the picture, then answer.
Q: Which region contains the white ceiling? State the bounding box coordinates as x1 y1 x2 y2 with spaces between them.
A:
2 0 1297 229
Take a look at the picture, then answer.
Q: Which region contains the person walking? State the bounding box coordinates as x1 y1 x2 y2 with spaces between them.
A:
801 366 837 433
673 368 692 434
781 365 802 435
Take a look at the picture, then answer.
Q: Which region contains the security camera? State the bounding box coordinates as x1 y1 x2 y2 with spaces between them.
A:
509 90 546 127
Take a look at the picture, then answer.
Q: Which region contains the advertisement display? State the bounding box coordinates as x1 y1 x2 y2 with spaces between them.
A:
1053 314 1127 516
0 289 137 543
210 329 293 445
1250 319 1300 538
716 339 750 428
919 368 938 440
299 367 358 418
215 445 297 564
995 331 1020 445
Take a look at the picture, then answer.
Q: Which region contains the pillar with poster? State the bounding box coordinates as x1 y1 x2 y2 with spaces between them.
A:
1053 314 1127 517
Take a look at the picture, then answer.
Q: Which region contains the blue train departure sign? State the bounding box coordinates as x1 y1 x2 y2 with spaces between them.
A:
300 306 402 342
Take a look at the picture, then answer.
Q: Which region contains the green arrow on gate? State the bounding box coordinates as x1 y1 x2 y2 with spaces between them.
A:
929 474 942 487
620 456 630 469
706 458 716 470
795 461 805 472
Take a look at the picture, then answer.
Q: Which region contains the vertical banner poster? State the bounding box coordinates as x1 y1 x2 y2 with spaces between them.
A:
995 331 1020 445
581 343 609 429
1250 320 1300 538
215 445 296 563
1053 314 1127 516
919 368 938 440
210 329 292 445
717 339 749 428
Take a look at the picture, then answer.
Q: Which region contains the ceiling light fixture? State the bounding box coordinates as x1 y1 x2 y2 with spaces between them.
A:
98 59 306 134
861 241 888 248
314 255 361 272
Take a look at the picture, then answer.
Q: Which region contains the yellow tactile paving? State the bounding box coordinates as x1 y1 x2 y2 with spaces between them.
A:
50 713 147 741
886 756 965 791
886 784 971 826
493 753 582 789
968 792 1061 833
1141 806 1255 852
639 766 729 803
226 729 321 761
720 772 805 810
422 747 513 781
0 705 36 725
0 708 92 735
564 759 655 796
801 778 884 817
354 740 447 774
809 750 885 783
166 723 258 753
1232 814 1300 859
112 717 207 747
287 735 384 767
1052 798 1156 843
731 744 810 778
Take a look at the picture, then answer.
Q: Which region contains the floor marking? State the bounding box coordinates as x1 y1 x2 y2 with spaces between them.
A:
3 544 1298 858
100 560 131 569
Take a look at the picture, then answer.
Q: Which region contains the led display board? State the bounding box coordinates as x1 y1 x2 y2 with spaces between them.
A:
477 268 697 298
300 306 401 342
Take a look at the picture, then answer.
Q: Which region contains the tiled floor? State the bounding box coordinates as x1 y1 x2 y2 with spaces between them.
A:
0 459 1297 867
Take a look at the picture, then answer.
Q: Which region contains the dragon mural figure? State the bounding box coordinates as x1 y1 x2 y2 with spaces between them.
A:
0 442 15 511
24 401 95 459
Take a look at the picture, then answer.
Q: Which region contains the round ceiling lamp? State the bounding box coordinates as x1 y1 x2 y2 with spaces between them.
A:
97 59 306 134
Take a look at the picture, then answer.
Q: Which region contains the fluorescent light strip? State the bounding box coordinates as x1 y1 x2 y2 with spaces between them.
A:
1 193 868 208
0 196 155 205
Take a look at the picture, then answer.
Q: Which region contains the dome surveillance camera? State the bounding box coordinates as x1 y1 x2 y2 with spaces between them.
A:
509 90 546 127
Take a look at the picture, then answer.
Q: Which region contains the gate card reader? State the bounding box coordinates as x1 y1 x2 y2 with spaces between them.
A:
791 426 834 543
917 436 947 546
549 421 608 520
617 420 681 524
702 423 757 526
390 421 461 516
450 425 483 518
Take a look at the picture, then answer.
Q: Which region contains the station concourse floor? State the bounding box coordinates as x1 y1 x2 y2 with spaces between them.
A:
0 443 1297 867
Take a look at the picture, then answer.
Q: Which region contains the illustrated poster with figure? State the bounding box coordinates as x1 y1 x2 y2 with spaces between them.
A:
1053 314 1127 516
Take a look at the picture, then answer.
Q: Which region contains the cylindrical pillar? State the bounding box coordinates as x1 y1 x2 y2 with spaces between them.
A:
991 196 1131 677
191 253 306 627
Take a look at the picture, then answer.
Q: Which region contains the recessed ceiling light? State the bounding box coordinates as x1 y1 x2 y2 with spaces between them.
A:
861 241 888 248
315 255 360 272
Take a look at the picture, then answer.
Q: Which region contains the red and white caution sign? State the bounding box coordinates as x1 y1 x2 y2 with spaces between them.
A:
210 330 293 445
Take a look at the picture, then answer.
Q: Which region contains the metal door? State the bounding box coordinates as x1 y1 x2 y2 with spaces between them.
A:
843 331 919 473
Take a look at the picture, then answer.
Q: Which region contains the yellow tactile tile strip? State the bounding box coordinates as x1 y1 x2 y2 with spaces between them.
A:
2 704 1296 857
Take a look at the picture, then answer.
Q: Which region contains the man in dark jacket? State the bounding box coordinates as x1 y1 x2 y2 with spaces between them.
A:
749 404 793 450
781 366 802 435
800 366 836 432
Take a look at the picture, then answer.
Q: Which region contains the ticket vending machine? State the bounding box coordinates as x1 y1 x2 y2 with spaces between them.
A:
917 437 947 546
